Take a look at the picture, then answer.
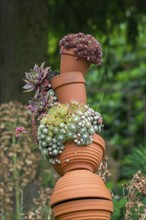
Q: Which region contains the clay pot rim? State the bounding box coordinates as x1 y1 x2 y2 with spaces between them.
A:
53 134 105 175
51 196 112 208
61 134 105 150
60 47 75 56
52 198 113 212
60 47 91 66
92 134 105 150
51 187 112 207
50 71 86 90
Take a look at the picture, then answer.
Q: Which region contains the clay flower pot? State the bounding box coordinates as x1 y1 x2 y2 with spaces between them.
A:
52 199 113 220
60 47 90 75
53 134 105 176
50 170 113 220
59 33 102 75
50 71 87 104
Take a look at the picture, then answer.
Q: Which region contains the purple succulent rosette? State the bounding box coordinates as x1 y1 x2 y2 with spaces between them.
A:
23 62 51 98
23 62 58 119
59 32 102 65
22 62 58 144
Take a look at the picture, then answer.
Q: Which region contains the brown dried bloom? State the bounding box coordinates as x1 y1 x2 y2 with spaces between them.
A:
24 187 53 220
124 171 146 220
0 102 41 220
97 154 111 183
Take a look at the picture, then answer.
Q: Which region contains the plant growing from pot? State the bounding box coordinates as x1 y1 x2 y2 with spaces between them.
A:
38 101 104 175
59 32 102 75
22 62 59 143
16 62 104 172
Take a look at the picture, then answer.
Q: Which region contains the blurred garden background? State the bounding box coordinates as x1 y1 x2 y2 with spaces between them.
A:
0 0 146 219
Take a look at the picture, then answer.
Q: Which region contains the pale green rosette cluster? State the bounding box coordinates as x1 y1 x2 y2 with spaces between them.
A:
38 102 104 164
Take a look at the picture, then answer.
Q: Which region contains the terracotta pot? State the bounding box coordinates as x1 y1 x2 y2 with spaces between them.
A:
53 134 105 176
60 47 90 75
52 199 113 220
50 170 112 207
50 71 87 104
50 170 113 219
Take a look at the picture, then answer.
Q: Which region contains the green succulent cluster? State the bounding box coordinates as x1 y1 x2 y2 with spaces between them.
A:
38 102 104 164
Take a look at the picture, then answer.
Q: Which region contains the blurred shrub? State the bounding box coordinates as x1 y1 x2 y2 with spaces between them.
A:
0 102 57 220
121 145 146 179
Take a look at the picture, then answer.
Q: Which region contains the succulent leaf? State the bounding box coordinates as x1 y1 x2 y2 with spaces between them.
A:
23 62 51 98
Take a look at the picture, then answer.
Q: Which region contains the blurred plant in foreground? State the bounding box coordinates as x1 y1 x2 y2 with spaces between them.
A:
0 102 40 220
123 171 146 220
24 187 53 220
97 154 111 183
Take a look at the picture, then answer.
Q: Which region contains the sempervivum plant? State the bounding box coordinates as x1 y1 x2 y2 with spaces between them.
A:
23 62 51 98
38 101 104 164
23 62 59 144
59 32 102 66
23 63 58 118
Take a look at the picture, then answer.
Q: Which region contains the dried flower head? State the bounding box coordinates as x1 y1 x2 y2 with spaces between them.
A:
0 102 40 219
59 32 102 65
24 187 53 220
124 171 146 220
97 155 111 183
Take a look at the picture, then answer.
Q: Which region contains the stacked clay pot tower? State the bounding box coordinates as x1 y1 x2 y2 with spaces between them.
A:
50 33 113 219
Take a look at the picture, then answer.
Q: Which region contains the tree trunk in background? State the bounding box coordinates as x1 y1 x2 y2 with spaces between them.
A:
0 0 49 103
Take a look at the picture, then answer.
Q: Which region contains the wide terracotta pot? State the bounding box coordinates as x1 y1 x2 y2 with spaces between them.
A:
50 170 113 219
60 47 90 75
52 199 113 220
53 134 105 176
50 71 87 104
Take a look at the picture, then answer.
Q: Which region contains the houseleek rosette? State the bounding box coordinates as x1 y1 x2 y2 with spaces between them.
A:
38 102 104 164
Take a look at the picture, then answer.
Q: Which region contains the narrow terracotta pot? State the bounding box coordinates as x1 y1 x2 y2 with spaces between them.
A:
50 71 87 104
53 134 105 176
50 170 113 219
60 47 90 75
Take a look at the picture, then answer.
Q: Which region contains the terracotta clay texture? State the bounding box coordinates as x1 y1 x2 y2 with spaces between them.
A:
60 47 90 75
52 199 113 220
50 170 113 220
53 134 105 176
51 71 87 104
50 170 112 207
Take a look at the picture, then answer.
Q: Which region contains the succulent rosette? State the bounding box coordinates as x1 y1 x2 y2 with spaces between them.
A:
23 62 51 98
38 102 104 164
23 62 58 118
59 32 102 65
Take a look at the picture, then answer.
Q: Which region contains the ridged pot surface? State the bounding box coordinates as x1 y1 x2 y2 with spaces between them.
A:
52 199 113 220
60 47 90 75
50 170 112 207
51 71 87 104
53 134 105 176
